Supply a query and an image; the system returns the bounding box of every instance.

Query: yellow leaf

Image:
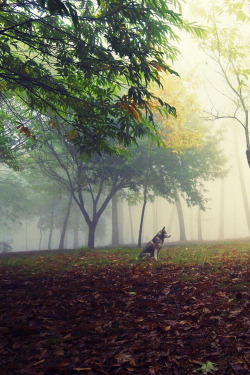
[151,62,163,72]
[130,106,141,122]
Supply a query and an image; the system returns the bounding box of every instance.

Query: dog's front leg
[154,249,158,260]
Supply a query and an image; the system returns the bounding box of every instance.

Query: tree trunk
[198,206,202,241]
[118,200,124,244]
[25,221,28,251]
[128,205,135,244]
[219,178,225,240]
[48,197,55,250]
[59,193,73,250]
[189,208,194,240]
[112,194,119,246]
[175,194,186,241]
[39,229,43,250]
[138,192,147,247]
[245,110,249,149]
[73,208,80,249]
[138,143,151,247]
[167,204,175,233]
[234,134,250,232]
[88,221,97,248]
[64,231,68,249]
[154,197,158,233]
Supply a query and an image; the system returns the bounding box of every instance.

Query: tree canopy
[0,0,204,156]
[192,0,249,151]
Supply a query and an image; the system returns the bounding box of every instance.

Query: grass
[0,240,249,276]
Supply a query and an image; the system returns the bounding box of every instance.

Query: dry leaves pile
[0,259,249,374]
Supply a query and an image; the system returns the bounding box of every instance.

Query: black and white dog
[138,227,171,260]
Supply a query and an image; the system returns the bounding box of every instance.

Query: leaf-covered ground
[0,242,249,374]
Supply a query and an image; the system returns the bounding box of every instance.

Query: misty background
[1,0,249,252]
[4,125,250,252]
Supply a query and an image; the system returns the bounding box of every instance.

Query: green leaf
[193,361,217,374]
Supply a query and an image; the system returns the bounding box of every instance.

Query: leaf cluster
[0,0,204,155]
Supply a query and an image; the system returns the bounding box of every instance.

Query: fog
[2,120,250,252]
[1,0,250,252]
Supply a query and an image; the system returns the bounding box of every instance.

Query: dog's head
[162,227,171,239]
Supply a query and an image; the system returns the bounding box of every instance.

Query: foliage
[0,168,33,229]
[152,73,204,153]
[26,104,227,247]
[126,118,227,210]
[0,241,249,374]
[29,118,146,247]
[194,361,217,374]
[0,0,204,156]
[0,98,28,169]
[192,0,250,148]
[126,73,227,244]
[222,0,250,23]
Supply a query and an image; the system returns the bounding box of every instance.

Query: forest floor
[0,242,249,375]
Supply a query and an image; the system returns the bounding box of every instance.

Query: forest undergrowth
[0,242,249,374]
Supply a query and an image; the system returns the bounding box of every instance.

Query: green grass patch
[0,241,249,277]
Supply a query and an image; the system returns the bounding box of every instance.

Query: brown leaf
[33,359,46,366]
[73,368,92,372]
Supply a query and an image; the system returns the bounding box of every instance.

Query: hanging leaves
[16,123,36,140]
[0,0,204,156]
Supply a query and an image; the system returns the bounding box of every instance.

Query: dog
[138,227,171,260]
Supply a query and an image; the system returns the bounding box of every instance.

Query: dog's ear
[162,226,165,230]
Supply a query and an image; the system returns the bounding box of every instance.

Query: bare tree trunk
[234,134,250,232]
[48,197,55,250]
[64,231,68,249]
[189,208,194,240]
[25,221,28,251]
[167,204,175,233]
[175,194,186,241]
[154,197,159,233]
[138,143,151,248]
[231,173,237,238]
[39,229,43,250]
[73,208,80,249]
[88,221,97,248]
[219,178,225,240]
[118,200,124,244]
[59,193,73,250]
[128,205,135,244]
[138,199,147,247]
[198,206,202,241]
[112,194,119,246]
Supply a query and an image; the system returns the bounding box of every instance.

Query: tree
[58,192,73,250]
[0,98,33,169]
[135,73,206,245]
[126,118,228,244]
[23,172,63,249]
[0,0,204,156]
[234,131,250,232]
[192,1,250,162]
[111,194,119,246]
[0,168,33,232]
[175,193,186,241]
[153,73,204,153]
[30,119,143,248]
